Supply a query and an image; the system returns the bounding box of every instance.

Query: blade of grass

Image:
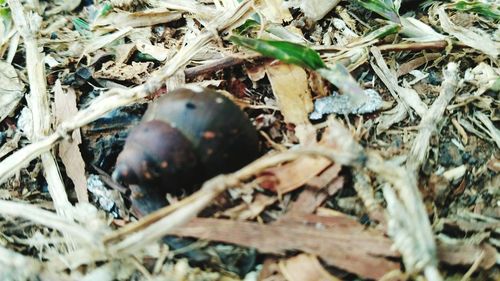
[356,0,400,23]
[230,35,326,70]
[454,1,500,20]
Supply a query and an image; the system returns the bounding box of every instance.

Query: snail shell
[113,87,260,204]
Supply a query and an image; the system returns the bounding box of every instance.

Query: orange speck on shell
[202,131,216,139]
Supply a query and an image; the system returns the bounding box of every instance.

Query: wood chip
[53,80,88,203]
[169,216,400,279]
[279,254,341,281]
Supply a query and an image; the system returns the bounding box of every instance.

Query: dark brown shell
[143,87,260,179]
[113,87,260,199]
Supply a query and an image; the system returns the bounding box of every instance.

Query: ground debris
[0,0,499,280]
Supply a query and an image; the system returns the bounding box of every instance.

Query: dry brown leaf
[259,258,287,281]
[53,80,88,203]
[94,61,152,84]
[266,63,313,128]
[396,53,441,77]
[169,216,400,279]
[257,119,361,194]
[222,193,277,220]
[306,164,342,189]
[437,7,499,58]
[258,0,293,23]
[0,61,24,123]
[279,254,341,281]
[247,64,267,82]
[93,9,182,29]
[437,242,497,269]
[279,177,343,221]
[257,157,331,194]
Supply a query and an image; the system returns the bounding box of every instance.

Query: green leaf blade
[230,36,326,70]
[356,0,400,23]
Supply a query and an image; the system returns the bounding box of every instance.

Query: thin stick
[0,200,99,246]
[106,152,304,252]
[7,0,74,245]
[377,40,450,52]
[407,63,460,171]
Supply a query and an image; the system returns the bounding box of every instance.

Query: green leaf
[356,0,400,23]
[73,17,90,31]
[100,3,112,17]
[454,1,500,20]
[230,36,326,70]
[0,7,9,19]
[73,18,92,38]
[362,23,400,42]
[233,19,260,35]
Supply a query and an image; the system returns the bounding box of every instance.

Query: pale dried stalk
[0,200,98,246]
[108,152,303,253]
[407,63,459,171]
[0,0,255,185]
[370,46,428,117]
[353,172,386,224]
[0,246,42,280]
[382,186,442,281]
[7,0,73,225]
[472,111,500,148]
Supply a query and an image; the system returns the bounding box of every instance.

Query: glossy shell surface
[143,87,260,179]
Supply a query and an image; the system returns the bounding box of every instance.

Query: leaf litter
[0,0,499,280]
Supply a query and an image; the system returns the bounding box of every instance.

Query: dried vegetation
[0,0,498,280]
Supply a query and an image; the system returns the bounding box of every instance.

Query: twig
[0,246,43,280]
[0,200,99,246]
[460,250,485,281]
[7,0,75,246]
[107,152,305,253]
[371,46,428,117]
[377,40,468,52]
[185,56,245,78]
[407,63,460,171]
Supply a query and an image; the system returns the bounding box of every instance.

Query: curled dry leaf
[93,9,182,29]
[437,6,499,58]
[257,0,293,23]
[94,61,153,84]
[265,62,313,141]
[288,0,341,21]
[0,61,24,123]
[279,254,341,281]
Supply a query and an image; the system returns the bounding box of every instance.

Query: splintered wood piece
[169,217,400,279]
[279,254,341,281]
[258,157,332,194]
[54,81,88,203]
